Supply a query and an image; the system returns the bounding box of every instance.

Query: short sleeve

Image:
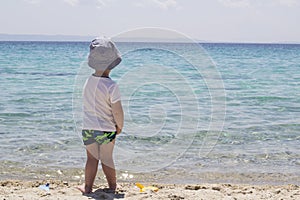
[110,84,121,104]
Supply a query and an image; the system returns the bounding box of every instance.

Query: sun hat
[88,37,122,71]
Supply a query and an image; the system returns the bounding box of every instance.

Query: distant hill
[1,33,299,44]
[0,33,202,43]
[0,34,95,41]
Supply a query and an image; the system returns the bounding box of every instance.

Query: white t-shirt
[82,75,121,131]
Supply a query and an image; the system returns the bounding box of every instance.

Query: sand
[1,164,299,199]
[1,179,300,200]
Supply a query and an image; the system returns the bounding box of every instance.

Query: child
[77,37,124,194]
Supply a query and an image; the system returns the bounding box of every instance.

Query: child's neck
[93,70,110,78]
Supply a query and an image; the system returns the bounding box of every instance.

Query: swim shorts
[82,130,116,145]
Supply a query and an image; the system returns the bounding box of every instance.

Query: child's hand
[116,126,122,135]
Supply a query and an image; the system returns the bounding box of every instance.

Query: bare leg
[77,143,99,194]
[84,148,99,192]
[102,163,116,190]
[100,140,116,190]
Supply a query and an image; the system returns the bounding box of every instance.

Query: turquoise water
[0,41,299,182]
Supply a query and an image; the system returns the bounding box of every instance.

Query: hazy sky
[1,0,300,42]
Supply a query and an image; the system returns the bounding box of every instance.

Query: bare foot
[76,185,92,194]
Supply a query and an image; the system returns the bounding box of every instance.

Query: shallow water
[0,41,299,183]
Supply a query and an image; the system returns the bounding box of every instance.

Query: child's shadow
[84,188,125,200]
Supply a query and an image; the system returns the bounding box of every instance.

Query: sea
[0,41,299,184]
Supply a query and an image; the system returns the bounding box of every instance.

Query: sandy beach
[1,163,300,199]
[1,179,300,200]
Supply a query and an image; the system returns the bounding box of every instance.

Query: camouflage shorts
[82,130,116,145]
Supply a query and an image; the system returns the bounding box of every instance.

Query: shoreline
[1,162,299,186]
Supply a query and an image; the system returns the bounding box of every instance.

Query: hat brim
[107,57,122,70]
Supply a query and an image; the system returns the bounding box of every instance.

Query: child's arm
[112,101,124,134]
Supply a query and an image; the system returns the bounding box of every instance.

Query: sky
[0,0,300,42]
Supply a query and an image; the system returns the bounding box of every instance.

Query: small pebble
[212,186,221,191]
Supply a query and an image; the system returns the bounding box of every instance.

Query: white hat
[88,37,122,71]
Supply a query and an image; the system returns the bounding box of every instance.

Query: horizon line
[0,33,299,44]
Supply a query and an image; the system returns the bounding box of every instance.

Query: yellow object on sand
[135,183,159,192]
